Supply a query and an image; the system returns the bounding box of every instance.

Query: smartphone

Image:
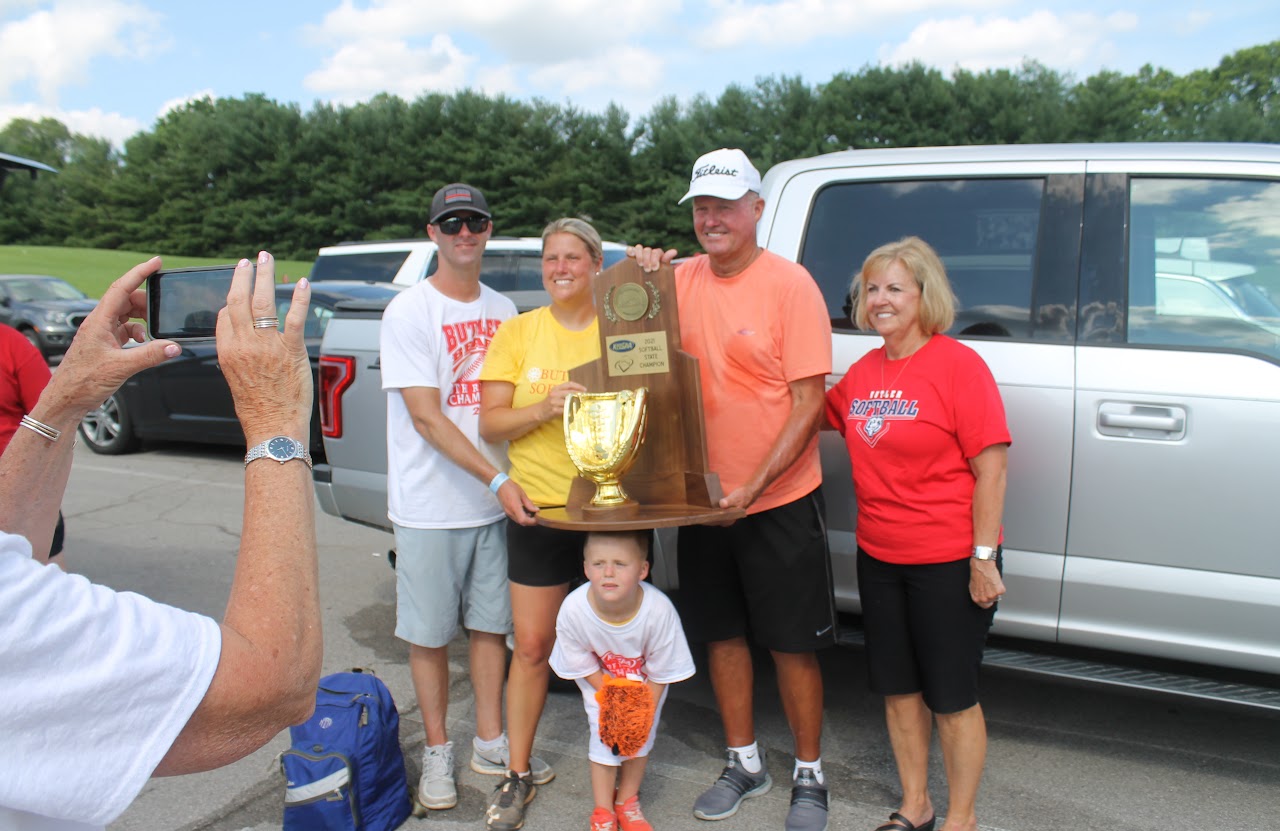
[146,264,245,340]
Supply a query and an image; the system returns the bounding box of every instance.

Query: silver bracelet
[20,414,62,442]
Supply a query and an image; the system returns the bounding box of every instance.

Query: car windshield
[6,278,86,302]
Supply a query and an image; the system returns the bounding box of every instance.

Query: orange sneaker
[590,806,618,831]
[614,795,653,831]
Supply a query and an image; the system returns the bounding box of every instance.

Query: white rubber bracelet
[489,472,510,494]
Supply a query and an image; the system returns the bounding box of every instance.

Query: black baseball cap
[429,183,491,224]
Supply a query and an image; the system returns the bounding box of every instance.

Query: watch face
[267,436,295,460]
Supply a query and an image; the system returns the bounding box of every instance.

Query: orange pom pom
[595,677,656,757]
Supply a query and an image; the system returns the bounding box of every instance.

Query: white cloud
[0,100,143,146]
[474,65,522,98]
[308,0,678,61]
[529,46,666,96]
[302,0,680,106]
[697,0,1006,49]
[303,34,475,102]
[1175,10,1212,36]
[157,89,215,119]
[880,10,1139,72]
[0,0,162,104]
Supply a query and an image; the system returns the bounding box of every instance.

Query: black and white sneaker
[692,749,772,821]
[785,768,829,831]
[485,771,535,830]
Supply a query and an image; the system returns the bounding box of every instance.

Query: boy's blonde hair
[585,530,651,559]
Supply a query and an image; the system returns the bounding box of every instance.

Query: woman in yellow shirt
[478,217,603,830]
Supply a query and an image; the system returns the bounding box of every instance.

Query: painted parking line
[72,463,242,489]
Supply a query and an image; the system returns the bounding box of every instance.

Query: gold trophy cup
[563,388,649,508]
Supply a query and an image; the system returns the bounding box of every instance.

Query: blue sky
[1,0,1276,148]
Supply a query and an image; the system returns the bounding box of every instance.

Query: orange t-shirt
[675,251,832,514]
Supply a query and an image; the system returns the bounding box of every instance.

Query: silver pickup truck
[315,143,1280,708]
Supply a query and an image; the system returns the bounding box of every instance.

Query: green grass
[0,245,314,298]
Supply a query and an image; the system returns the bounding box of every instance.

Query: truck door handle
[1097,404,1186,438]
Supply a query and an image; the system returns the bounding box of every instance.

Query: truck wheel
[79,392,141,454]
[19,327,46,360]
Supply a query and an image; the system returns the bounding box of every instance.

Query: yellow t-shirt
[480,306,600,506]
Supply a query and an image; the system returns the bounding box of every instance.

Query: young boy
[550,531,695,831]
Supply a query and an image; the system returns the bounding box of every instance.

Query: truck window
[1128,178,1280,361]
[309,251,410,283]
[800,178,1044,338]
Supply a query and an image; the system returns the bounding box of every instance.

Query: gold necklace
[880,337,926,390]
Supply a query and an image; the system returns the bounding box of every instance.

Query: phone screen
[146,264,243,340]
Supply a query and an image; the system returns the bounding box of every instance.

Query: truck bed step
[835,628,1280,711]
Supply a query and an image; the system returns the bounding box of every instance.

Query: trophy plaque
[537,258,744,531]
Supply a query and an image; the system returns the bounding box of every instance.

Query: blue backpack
[281,669,412,831]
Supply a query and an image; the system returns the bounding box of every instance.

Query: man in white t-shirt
[380,183,545,816]
[0,253,321,830]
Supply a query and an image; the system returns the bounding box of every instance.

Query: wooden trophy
[536,259,745,531]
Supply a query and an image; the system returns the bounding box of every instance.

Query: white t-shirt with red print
[551,581,695,763]
[381,279,515,529]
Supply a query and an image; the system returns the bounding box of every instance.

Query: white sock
[474,733,506,754]
[729,742,762,774]
[794,757,824,785]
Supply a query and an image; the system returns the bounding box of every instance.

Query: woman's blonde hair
[542,217,603,266]
[851,236,956,334]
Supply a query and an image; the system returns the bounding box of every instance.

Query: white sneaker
[418,741,457,810]
[470,735,555,785]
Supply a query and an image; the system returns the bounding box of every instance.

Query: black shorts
[49,511,65,559]
[506,519,587,587]
[856,547,1000,714]
[677,489,836,653]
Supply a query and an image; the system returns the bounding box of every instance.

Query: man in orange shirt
[629,148,835,831]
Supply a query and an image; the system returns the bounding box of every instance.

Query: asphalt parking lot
[60,443,1280,831]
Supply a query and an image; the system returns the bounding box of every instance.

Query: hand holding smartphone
[147,263,249,340]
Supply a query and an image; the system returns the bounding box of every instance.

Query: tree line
[2,40,1277,261]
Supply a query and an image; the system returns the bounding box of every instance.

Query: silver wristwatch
[972,545,997,561]
[245,436,313,469]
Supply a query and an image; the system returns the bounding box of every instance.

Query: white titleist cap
[679,147,762,204]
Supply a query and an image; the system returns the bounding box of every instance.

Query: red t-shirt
[0,326,51,452]
[825,335,1010,564]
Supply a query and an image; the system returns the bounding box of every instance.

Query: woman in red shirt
[0,325,64,563]
[825,237,1009,831]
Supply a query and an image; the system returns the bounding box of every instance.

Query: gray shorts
[393,521,512,648]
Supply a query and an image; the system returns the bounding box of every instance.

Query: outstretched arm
[0,257,180,562]
[156,253,322,774]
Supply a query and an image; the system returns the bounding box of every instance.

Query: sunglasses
[436,215,491,235]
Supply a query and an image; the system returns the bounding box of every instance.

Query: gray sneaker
[471,736,555,785]
[692,749,772,821]
[485,770,535,831]
[785,769,829,831]
[417,741,456,810]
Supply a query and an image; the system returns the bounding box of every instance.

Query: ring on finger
[252,317,280,329]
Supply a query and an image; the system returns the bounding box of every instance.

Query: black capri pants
[505,520,656,588]
[857,546,999,714]
[506,519,587,587]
